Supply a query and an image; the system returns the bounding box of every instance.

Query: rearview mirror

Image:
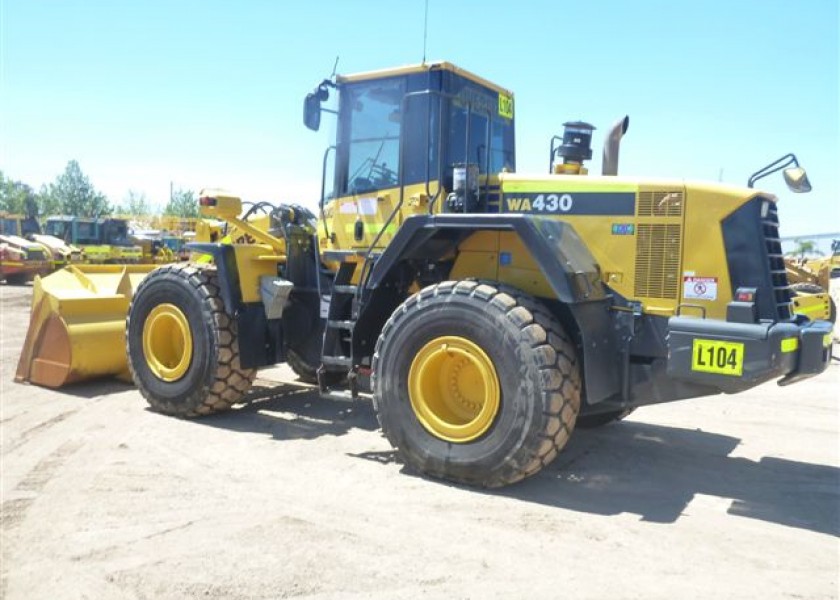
[747,152,811,192]
[783,166,812,193]
[303,93,322,131]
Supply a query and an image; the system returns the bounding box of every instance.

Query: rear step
[321,355,352,367]
[332,284,358,294]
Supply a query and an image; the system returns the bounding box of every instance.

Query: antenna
[330,56,339,79]
[422,0,429,64]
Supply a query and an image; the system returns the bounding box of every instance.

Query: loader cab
[306,62,516,250]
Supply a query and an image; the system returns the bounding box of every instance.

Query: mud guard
[353,214,622,404]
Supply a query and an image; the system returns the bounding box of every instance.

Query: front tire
[372,281,581,488]
[127,264,256,417]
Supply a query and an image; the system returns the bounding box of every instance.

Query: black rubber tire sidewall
[374,292,554,486]
[127,269,217,412]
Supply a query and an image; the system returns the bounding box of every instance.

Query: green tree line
[0,161,198,218]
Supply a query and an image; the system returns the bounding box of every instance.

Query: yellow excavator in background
[16,61,833,488]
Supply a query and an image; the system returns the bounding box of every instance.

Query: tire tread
[372,280,581,487]
[127,263,256,417]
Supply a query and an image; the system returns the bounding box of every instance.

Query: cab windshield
[333,68,515,198]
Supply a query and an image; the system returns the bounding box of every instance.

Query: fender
[353,214,622,403]
[184,242,284,369]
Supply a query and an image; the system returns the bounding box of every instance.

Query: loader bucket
[15,264,158,388]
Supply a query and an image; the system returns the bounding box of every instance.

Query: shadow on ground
[358,419,839,537]
[497,421,839,537]
[195,380,839,537]
[18,378,135,399]
[194,381,379,440]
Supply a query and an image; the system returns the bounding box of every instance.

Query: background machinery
[0,233,51,284]
[44,216,143,263]
[17,61,833,488]
[1,212,83,271]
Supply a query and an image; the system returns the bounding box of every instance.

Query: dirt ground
[1,282,838,600]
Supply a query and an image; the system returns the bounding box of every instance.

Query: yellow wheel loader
[1,212,84,270]
[17,61,833,488]
[783,241,839,324]
[44,216,143,263]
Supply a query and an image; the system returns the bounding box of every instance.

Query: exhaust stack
[602,115,629,176]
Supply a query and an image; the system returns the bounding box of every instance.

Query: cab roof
[336,61,513,97]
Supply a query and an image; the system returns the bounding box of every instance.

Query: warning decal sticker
[683,276,718,301]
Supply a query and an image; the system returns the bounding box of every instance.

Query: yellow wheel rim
[408,336,500,443]
[142,303,193,382]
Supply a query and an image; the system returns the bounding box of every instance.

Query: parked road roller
[16,61,833,487]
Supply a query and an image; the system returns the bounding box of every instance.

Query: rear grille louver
[761,203,793,320]
[637,191,684,217]
[634,223,681,299]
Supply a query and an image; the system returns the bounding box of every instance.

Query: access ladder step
[322,355,353,367]
[332,284,358,294]
[327,320,355,330]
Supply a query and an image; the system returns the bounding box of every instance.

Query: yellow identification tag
[691,339,744,376]
[498,93,514,119]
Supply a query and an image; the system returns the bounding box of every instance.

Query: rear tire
[372,281,581,488]
[286,348,345,386]
[127,263,256,417]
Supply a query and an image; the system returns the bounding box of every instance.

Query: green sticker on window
[498,93,513,119]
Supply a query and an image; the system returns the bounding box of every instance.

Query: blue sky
[2,0,837,243]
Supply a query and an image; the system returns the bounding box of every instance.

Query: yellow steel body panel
[791,292,832,321]
[681,185,765,320]
[414,174,774,320]
[450,231,553,299]
[319,181,439,252]
[199,190,243,219]
[494,175,686,313]
[232,243,284,303]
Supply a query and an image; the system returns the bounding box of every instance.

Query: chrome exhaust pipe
[601,115,629,176]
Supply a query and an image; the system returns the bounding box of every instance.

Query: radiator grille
[637,191,684,217]
[762,203,793,320]
[634,224,681,299]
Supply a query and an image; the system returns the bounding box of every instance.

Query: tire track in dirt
[3,409,81,453]
[1,439,84,597]
[2,439,84,527]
